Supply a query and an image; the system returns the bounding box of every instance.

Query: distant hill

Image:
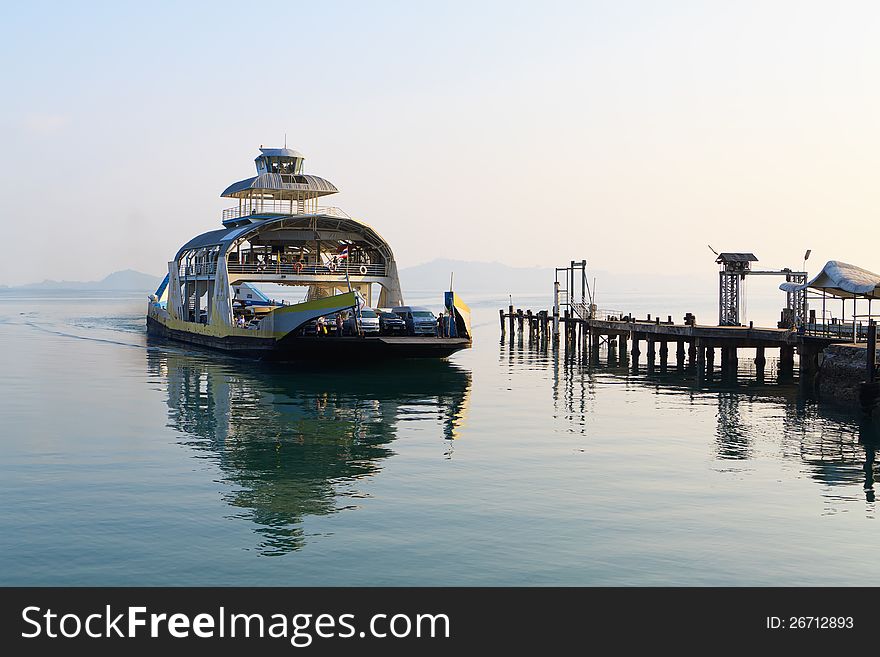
[8,269,162,291]
[399,259,552,294]
[399,258,710,297]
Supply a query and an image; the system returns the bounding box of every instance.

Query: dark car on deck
[377,310,407,335]
[295,319,318,336]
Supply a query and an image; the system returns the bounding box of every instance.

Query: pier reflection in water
[499,333,880,509]
[147,346,471,555]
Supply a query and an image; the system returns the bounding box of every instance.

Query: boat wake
[23,318,150,350]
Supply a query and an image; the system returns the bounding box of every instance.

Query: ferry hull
[146,314,470,360]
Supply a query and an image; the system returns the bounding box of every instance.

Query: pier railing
[803,321,873,342]
[568,302,625,321]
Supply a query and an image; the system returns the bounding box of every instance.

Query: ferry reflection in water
[147,346,471,555]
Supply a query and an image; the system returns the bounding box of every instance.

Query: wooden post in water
[706,346,715,373]
[647,337,656,373]
[726,346,738,372]
[606,334,617,364]
[779,345,795,373]
[676,341,685,371]
[619,333,628,361]
[659,340,669,371]
[755,346,766,377]
[696,339,705,374]
[508,304,515,336]
[526,310,533,342]
[688,341,697,369]
[755,346,766,367]
[631,332,641,364]
[720,347,736,374]
[798,342,819,386]
[499,309,506,335]
[517,309,524,336]
[868,321,877,383]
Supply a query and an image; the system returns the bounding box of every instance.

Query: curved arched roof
[258,147,304,159]
[221,173,338,199]
[780,260,880,299]
[175,214,394,261]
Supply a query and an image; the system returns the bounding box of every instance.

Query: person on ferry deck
[335,313,344,336]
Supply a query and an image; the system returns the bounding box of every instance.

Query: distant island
[1,269,164,291]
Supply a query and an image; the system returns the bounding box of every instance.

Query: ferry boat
[147,146,471,359]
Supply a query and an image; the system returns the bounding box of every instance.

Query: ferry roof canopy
[221,146,338,201]
[258,147,305,159]
[779,260,880,299]
[175,214,393,261]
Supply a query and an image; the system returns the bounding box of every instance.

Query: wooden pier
[499,307,850,382]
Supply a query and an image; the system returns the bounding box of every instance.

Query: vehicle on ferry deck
[343,308,380,335]
[377,310,407,335]
[393,306,438,336]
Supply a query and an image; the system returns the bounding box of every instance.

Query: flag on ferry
[338,246,349,259]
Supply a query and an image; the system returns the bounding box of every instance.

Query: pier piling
[798,342,820,386]
[780,345,795,373]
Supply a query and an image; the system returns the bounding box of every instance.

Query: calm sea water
[1,289,878,586]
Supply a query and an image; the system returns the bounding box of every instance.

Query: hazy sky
[1,1,878,286]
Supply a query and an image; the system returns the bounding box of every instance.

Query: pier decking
[499,306,867,383]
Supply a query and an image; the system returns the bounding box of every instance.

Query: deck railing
[222,204,352,222]
[227,262,387,277]
[179,262,218,277]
